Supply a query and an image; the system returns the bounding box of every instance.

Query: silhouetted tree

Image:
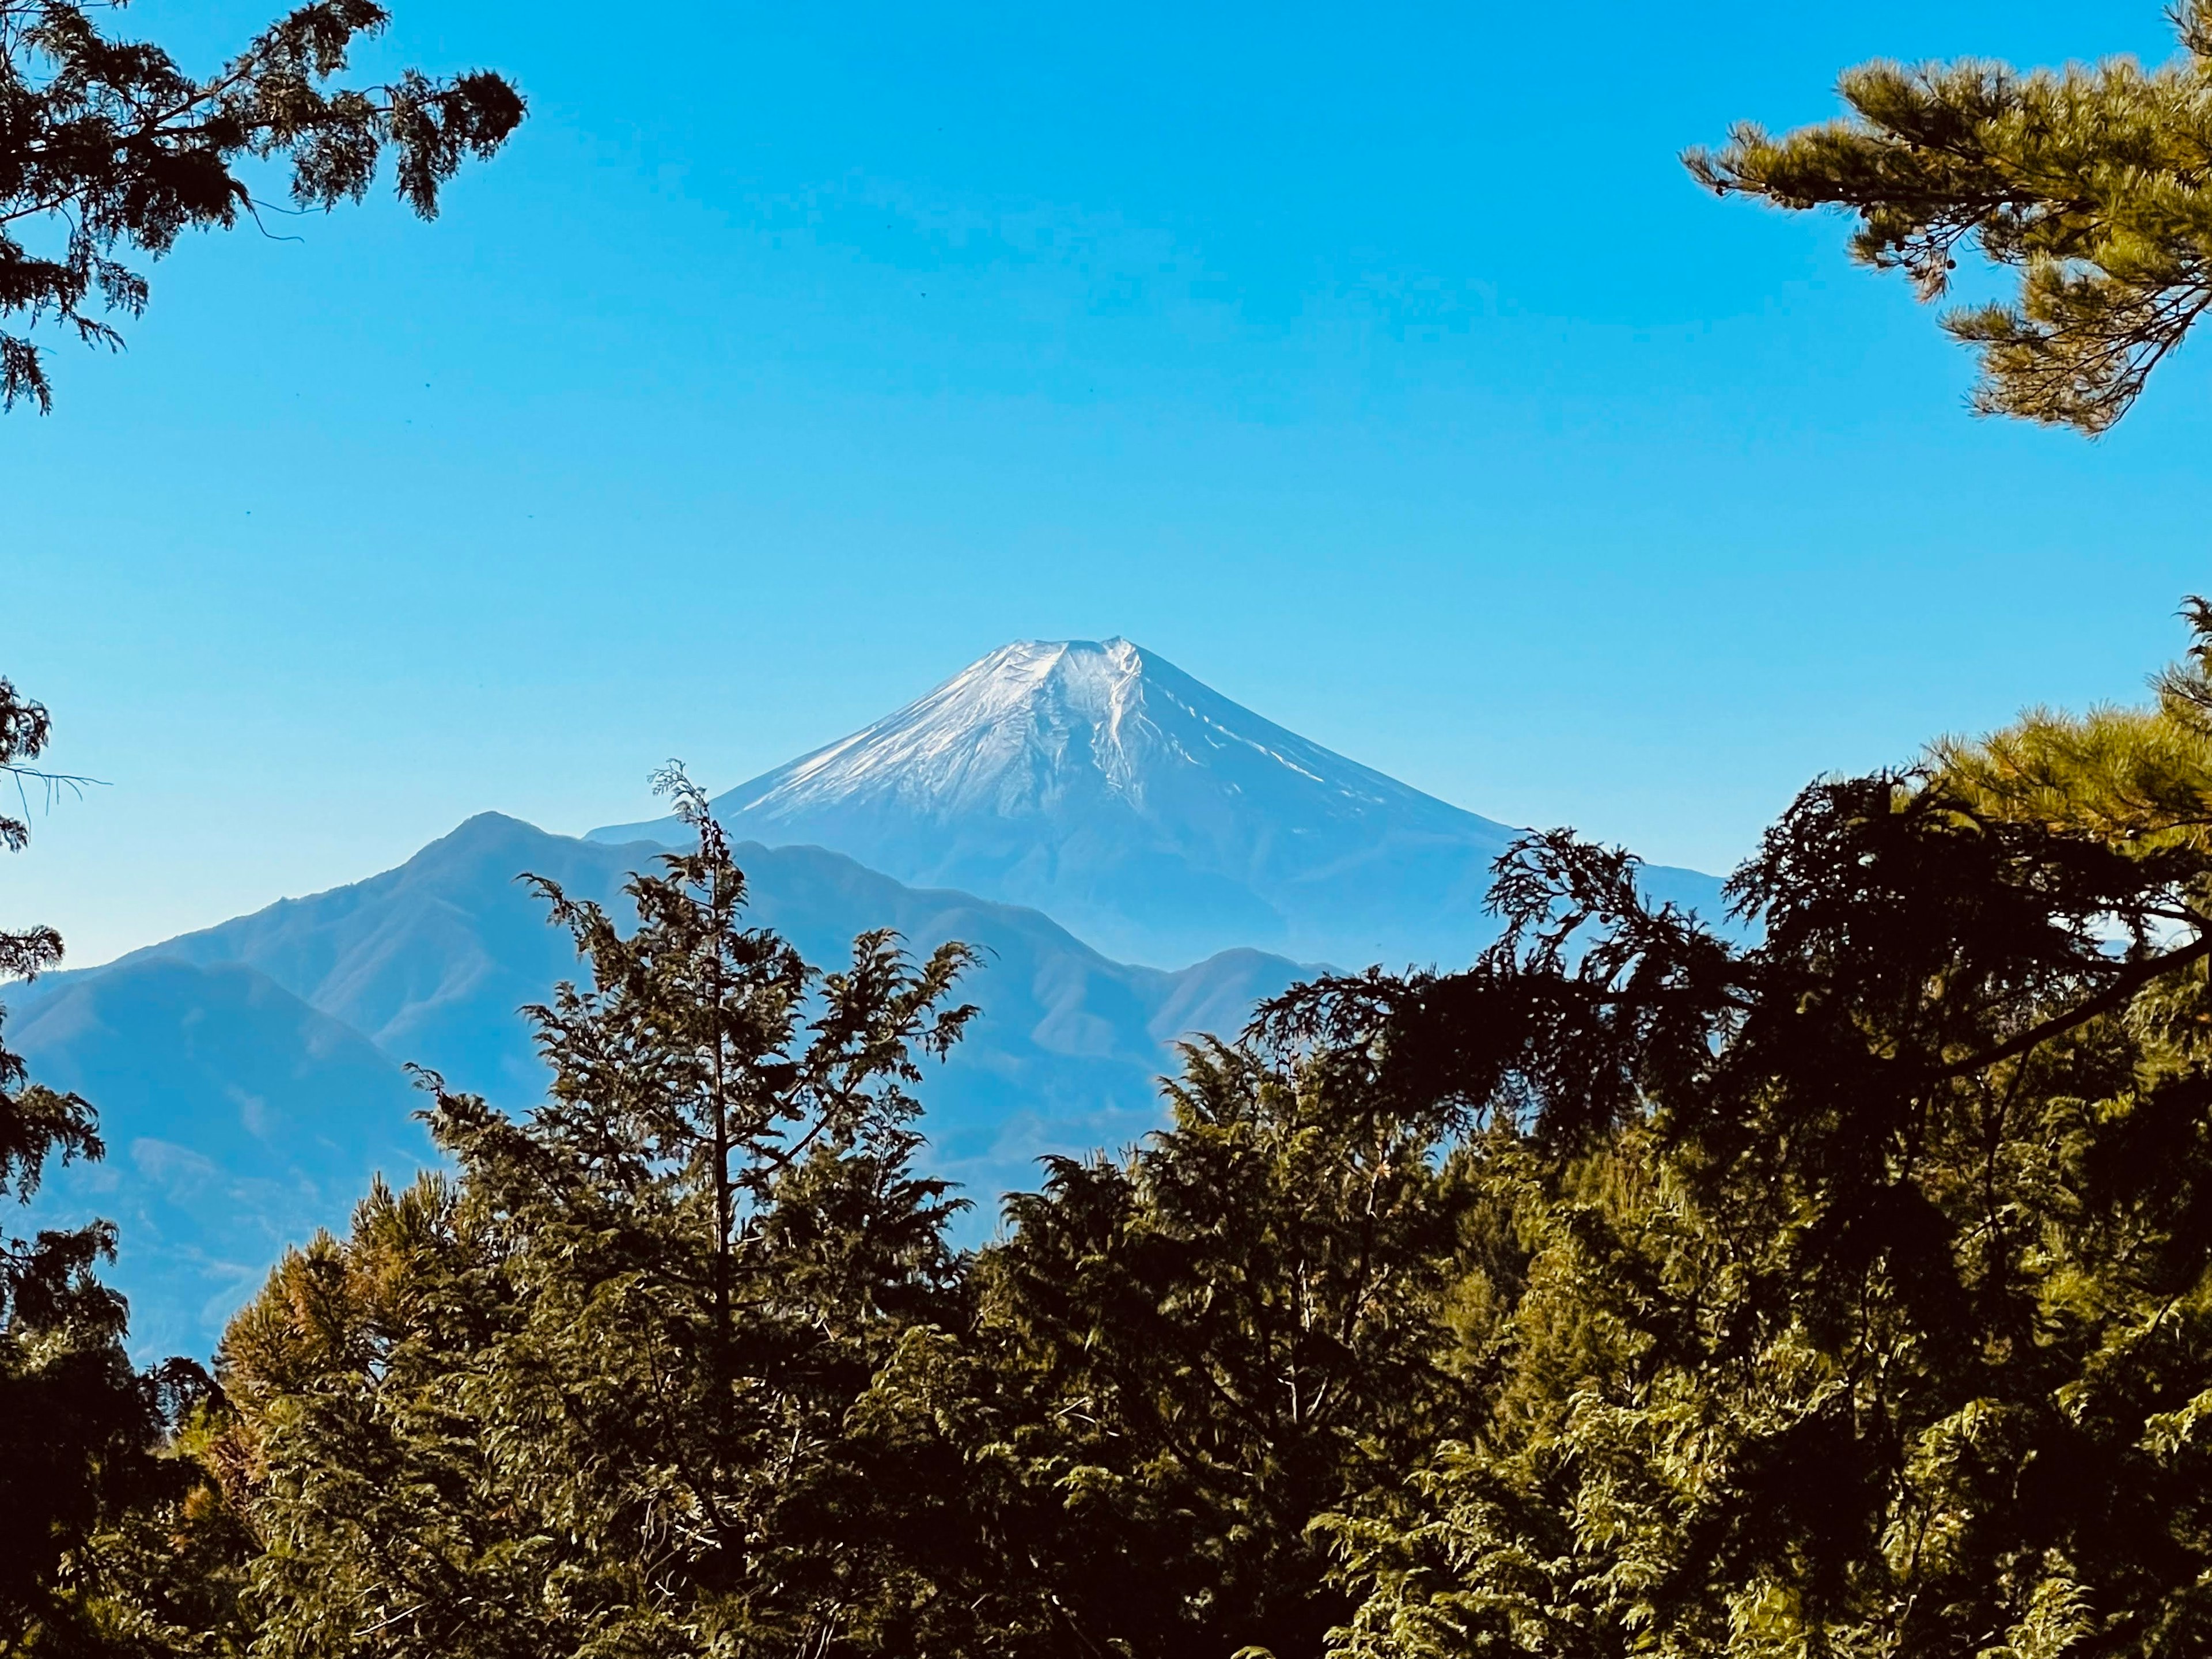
[1,0,524,411]
[965,1035,1499,1658]
[0,680,215,1653]
[1308,607,2212,1656]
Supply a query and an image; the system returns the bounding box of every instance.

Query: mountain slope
[8,959,427,1359]
[10,815,1308,1351]
[123,813,1305,1145]
[592,638,1723,967]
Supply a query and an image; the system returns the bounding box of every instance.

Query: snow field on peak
[589,636,1580,969]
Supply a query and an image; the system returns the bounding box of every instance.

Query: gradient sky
[7,0,2209,967]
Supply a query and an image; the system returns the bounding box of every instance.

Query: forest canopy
[9,604,2212,1656]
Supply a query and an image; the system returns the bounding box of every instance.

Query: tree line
[11,1,2212,1653]
[14,622,2212,1655]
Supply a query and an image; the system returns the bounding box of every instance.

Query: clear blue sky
[8,0,2208,966]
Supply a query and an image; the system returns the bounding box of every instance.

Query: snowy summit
[686,637,1467,828]
[592,637,1713,968]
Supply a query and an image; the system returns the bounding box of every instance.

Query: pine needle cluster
[1690,2,2212,432]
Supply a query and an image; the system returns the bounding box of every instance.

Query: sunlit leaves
[1690,3,2212,433]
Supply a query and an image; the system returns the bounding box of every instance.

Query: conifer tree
[966,1035,1502,1658]
[1304,609,2212,1656]
[220,771,982,1657]
[1,679,213,1654]
[1691,1,2212,431]
[0,0,524,412]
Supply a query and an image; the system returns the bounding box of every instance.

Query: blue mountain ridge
[8,813,1310,1355]
[7,637,1733,1360]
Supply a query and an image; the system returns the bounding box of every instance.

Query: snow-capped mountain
[592,638,1722,968]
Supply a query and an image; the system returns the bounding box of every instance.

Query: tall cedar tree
[207,941,1520,1659]
[0,0,523,411]
[1691,0,2212,432]
[1,680,213,1655]
[1303,607,2212,1656]
[217,772,982,1657]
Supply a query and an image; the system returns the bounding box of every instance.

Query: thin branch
[2,762,108,821]
[1930,930,2212,1082]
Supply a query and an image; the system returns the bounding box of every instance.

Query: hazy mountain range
[11,815,1304,1354]
[8,638,1727,1355]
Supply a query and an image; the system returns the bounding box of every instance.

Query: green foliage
[1932,594,2212,852]
[968,1036,1503,1657]
[1298,609,2212,1655]
[0,0,524,412]
[1,679,217,1657]
[215,773,983,1657]
[1689,2,2212,432]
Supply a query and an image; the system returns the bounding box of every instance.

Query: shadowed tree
[1,0,524,412]
[1,680,217,1654]
[1306,604,2212,1657]
[955,1032,1505,1659]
